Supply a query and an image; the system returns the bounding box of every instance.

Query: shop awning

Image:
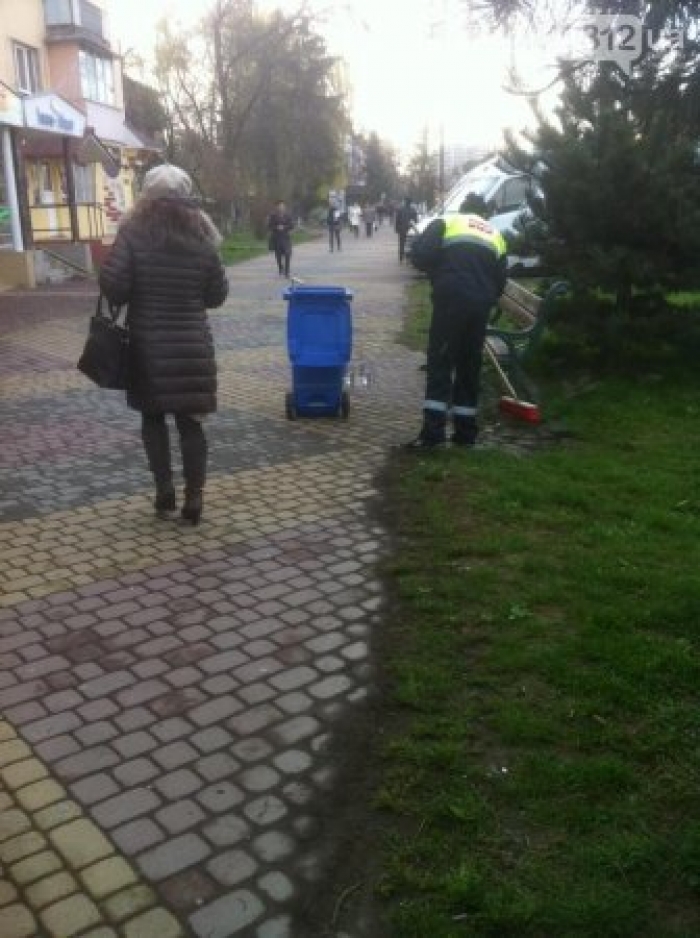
[75,130,121,177]
[23,93,86,137]
[84,101,159,152]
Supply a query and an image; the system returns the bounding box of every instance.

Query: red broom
[484,341,541,424]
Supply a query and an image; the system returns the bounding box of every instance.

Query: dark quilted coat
[98,219,228,415]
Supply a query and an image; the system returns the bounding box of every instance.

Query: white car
[406,157,541,273]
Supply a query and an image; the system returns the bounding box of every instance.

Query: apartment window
[44,0,73,25]
[14,43,41,94]
[79,50,115,105]
[79,0,103,37]
[44,0,104,36]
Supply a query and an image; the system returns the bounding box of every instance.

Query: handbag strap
[96,292,126,325]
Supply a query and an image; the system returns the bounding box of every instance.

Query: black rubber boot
[181,490,202,525]
[452,415,478,447]
[154,485,177,516]
[402,409,448,450]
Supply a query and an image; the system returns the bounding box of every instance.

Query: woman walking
[99,164,228,525]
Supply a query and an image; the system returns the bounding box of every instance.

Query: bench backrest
[499,279,541,326]
[488,280,570,364]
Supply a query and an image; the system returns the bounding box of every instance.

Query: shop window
[73,163,96,203]
[0,157,12,249]
[79,50,115,105]
[13,43,41,94]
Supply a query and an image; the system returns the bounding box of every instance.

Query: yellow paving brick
[2,758,49,790]
[0,740,32,769]
[5,575,46,591]
[80,930,119,938]
[0,880,18,906]
[15,779,65,813]
[0,831,46,864]
[0,903,38,938]
[0,723,17,742]
[27,585,55,599]
[0,809,31,844]
[40,893,101,936]
[124,908,185,938]
[0,792,13,811]
[0,592,30,606]
[10,848,63,885]
[104,884,157,923]
[49,819,114,869]
[34,800,82,832]
[80,856,137,900]
[25,870,78,909]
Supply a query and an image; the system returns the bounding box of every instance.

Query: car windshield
[435,175,502,215]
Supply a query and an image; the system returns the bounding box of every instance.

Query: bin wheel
[285,392,297,420]
[339,390,350,420]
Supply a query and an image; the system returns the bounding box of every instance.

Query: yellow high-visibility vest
[443,214,507,258]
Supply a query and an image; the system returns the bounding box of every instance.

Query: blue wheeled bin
[283,285,353,419]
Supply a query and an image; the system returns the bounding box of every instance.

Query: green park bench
[486,279,570,374]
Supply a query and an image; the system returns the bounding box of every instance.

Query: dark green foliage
[404,134,438,207]
[360,132,401,204]
[531,290,700,374]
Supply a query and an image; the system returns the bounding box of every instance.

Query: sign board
[23,93,85,137]
[0,82,23,127]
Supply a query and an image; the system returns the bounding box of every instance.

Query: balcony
[44,0,111,54]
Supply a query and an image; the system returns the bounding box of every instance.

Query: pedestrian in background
[404,194,507,448]
[327,203,342,251]
[267,199,294,277]
[348,202,362,238]
[362,203,376,237]
[395,196,418,263]
[99,164,228,524]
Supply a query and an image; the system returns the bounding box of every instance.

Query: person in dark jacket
[267,199,294,277]
[395,197,418,263]
[99,164,229,524]
[327,203,342,252]
[405,195,507,448]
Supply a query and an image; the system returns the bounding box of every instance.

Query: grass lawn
[373,280,700,936]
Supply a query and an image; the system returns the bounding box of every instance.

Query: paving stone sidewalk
[0,226,424,938]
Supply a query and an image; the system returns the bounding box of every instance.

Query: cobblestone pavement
[0,226,424,937]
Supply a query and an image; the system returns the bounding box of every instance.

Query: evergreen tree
[405,132,438,208]
[361,133,400,203]
[507,65,700,312]
[499,0,700,313]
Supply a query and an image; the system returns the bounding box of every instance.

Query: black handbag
[77,294,129,390]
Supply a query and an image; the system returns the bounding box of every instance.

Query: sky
[107,0,550,159]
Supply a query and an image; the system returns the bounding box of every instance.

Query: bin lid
[283,285,353,300]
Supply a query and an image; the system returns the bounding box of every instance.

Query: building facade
[0,0,160,287]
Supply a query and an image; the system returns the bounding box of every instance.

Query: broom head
[499,395,542,424]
